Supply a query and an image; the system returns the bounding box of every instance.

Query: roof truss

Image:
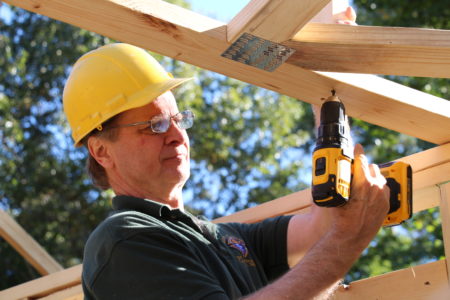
[227,0,331,43]
[1,0,450,298]
[4,0,450,145]
[287,23,450,78]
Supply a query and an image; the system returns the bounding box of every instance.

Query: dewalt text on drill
[311,91,413,226]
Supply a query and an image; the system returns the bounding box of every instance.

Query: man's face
[102,91,190,205]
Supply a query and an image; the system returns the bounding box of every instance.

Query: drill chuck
[315,100,351,150]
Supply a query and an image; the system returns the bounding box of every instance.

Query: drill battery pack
[312,152,413,226]
[379,161,413,226]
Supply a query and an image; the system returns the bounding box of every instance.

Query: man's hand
[327,144,390,251]
[248,144,389,300]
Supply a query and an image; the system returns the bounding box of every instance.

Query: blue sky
[1,1,251,24]
[188,0,250,22]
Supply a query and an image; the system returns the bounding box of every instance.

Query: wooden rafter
[227,0,331,43]
[1,260,447,300]
[0,264,81,299]
[3,0,450,145]
[334,260,450,299]
[440,183,450,286]
[214,143,450,223]
[0,210,63,276]
[284,23,450,78]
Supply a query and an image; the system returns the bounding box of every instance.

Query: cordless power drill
[311,91,413,226]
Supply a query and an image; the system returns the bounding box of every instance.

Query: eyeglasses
[105,110,194,134]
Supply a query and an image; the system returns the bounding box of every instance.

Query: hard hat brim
[74,76,193,147]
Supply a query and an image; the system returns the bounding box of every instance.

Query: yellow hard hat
[63,43,192,147]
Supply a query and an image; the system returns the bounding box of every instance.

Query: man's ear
[87,136,114,169]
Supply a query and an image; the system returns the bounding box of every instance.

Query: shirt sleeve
[231,215,293,282]
[87,230,230,300]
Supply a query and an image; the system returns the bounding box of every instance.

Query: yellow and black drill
[312,91,413,226]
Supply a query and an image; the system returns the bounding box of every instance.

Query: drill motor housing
[312,93,413,226]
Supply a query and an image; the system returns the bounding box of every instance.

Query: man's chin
[164,166,190,184]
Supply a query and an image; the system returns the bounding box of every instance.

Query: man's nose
[165,119,188,145]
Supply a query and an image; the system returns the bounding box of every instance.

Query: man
[63,40,389,298]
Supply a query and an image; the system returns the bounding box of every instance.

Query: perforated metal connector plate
[221,33,295,72]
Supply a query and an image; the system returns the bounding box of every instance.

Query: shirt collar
[112,195,172,218]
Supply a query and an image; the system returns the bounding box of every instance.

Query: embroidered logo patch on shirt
[225,236,248,258]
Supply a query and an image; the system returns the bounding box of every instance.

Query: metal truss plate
[221,33,295,72]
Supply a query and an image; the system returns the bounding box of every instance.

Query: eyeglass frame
[98,109,195,134]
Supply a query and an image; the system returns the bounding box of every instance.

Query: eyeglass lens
[151,110,194,133]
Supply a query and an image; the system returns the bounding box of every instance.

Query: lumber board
[215,144,450,223]
[317,71,450,145]
[0,265,81,300]
[440,183,450,285]
[4,0,450,145]
[0,210,63,276]
[399,143,450,172]
[413,185,441,213]
[333,260,450,300]
[399,142,450,190]
[227,0,330,43]
[284,23,450,78]
[414,162,450,190]
[214,184,442,224]
[39,284,83,300]
[214,188,311,223]
[8,263,449,300]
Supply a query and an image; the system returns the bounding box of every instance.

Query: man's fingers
[354,143,364,156]
[334,6,357,25]
[352,144,371,189]
[345,6,357,22]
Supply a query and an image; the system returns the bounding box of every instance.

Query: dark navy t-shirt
[82,195,292,299]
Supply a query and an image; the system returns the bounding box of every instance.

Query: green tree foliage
[0,0,448,290]
[346,0,449,281]
[0,7,113,288]
[0,1,314,288]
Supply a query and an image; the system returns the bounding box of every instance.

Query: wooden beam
[399,143,450,172]
[227,0,331,43]
[214,188,311,223]
[214,183,444,224]
[399,142,450,191]
[215,144,450,223]
[0,265,81,299]
[413,186,441,213]
[39,284,83,300]
[333,260,450,299]
[3,0,450,145]
[440,183,450,286]
[10,262,449,300]
[317,71,450,145]
[0,210,63,276]
[414,162,450,190]
[284,23,450,78]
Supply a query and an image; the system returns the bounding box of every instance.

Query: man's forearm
[246,230,361,300]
